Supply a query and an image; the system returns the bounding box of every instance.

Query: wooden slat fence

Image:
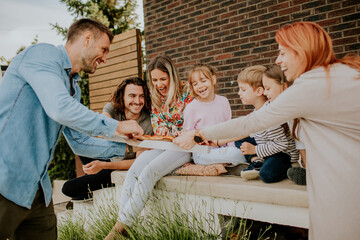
[89,29,143,112]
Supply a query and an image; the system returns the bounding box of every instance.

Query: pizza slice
[138,135,175,142]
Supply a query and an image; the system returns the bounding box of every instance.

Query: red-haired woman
[175,22,360,240]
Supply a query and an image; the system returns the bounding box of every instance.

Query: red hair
[275,22,360,79]
[276,22,360,139]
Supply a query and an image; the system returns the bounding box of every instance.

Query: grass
[58,189,276,240]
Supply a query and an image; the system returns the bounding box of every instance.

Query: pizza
[138,135,175,142]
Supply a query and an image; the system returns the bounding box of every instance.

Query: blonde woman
[106,55,193,238]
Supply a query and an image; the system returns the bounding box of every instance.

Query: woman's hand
[83,160,106,175]
[173,130,197,150]
[158,126,170,136]
[240,142,256,155]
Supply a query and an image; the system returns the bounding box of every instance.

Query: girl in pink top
[183,64,245,166]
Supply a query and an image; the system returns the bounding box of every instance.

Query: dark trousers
[235,136,257,162]
[62,156,113,200]
[235,137,291,183]
[0,189,57,240]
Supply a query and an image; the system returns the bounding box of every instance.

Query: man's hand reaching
[115,120,144,139]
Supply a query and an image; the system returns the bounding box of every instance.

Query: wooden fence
[89,29,143,113]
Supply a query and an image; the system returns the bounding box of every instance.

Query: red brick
[317,18,341,27]
[144,0,360,117]
[268,2,289,11]
[216,53,232,60]
[167,2,180,9]
[259,25,279,34]
[332,37,358,46]
[279,6,301,15]
[250,33,269,42]
[197,13,211,21]
[221,11,237,19]
[242,55,259,61]
[206,50,222,56]
[344,29,360,37]
[328,7,355,18]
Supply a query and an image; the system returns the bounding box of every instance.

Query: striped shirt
[251,102,299,162]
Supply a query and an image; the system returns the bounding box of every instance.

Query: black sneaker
[287,167,306,185]
[241,159,263,180]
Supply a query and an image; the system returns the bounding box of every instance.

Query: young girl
[105,55,193,239]
[263,66,306,185]
[183,64,245,166]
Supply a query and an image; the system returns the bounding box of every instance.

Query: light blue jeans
[117,149,191,225]
[192,147,246,166]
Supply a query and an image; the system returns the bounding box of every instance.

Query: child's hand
[240,142,256,155]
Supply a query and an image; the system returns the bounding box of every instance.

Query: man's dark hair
[110,77,151,113]
[67,18,114,43]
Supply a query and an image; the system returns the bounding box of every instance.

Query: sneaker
[65,200,73,210]
[241,159,263,180]
[225,163,249,176]
[287,167,306,185]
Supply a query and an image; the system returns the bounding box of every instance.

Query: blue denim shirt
[0,44,126,209]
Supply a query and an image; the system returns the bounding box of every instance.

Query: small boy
[235,65,297,183]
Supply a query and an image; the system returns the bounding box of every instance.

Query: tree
[52,0,139,39]
[48,0,141,180]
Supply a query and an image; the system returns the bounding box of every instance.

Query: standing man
[62,77,153,202]
[0,18,143,240]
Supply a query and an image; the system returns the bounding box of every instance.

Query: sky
[0,0,144,64]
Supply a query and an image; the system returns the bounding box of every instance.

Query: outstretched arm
[63,127,127,159]
[82,159,135,175]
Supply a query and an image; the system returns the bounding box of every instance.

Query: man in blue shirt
[0,18,144,240]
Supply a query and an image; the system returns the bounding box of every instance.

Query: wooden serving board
[106,135,211,154]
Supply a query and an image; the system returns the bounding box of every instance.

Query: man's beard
[81,57,96,74]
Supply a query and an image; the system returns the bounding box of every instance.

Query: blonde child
[182,64,245,166]
[234,65,299,182]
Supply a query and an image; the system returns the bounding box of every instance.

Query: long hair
[147,55,183,111]
[109,77,151,113]
[275,21,360,80]
[275,21,360,138]
[187,63,217,97]
[264,65,290,135]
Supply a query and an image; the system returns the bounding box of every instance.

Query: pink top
[183,95,234,146]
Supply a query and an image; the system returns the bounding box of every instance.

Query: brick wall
[143,0,360,117]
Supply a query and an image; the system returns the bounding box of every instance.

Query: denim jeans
[235,136,257,162]
[235,137,291,183]
[62,156,113,200]
[118,149,191,226]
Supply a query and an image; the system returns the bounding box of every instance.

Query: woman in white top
[174,22,360,240]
